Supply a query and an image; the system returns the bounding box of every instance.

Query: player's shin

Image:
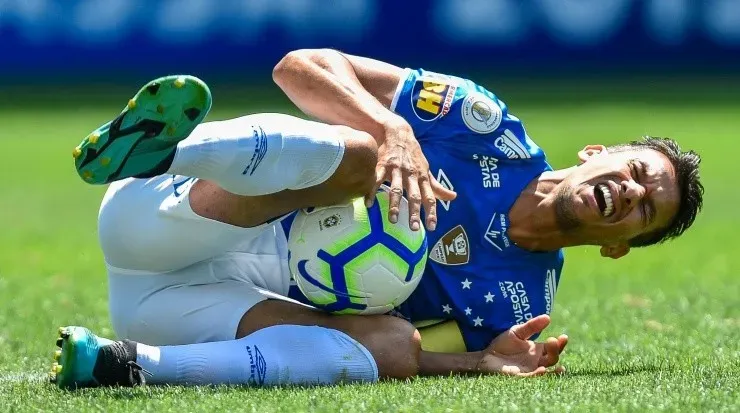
[135,325,378,386]
[167,114,349,196]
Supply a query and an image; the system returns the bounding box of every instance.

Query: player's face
[553,146,680,251]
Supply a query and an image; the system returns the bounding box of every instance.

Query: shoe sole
[73,75,212,185]
[50,326,85,390]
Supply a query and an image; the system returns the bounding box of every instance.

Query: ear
[578,144,608,164]
[600,243,630,260]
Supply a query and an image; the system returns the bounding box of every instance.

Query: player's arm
[417,315,567,377]
[273,49,456,232]
[273,49,403,140]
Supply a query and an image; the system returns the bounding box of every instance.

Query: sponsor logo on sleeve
[429,225,470,265]
[412,75,457,121]
[436,169,454,211]
[472,154,501,189]
[494,129,531,159]
[461,92,502,134]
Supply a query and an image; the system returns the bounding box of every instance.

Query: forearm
[418,350,484,377]
[272,49,405,143]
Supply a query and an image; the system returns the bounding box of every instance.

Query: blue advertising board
[1,0,740,79]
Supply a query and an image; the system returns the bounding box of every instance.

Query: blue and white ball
[288,189,428,314]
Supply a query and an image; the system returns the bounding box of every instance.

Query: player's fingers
[511,314,551,341]
[366,166,386,208]
[501,365,522,376]
[405,174,422,231]
[420,173,437,231]
[430,175,457,201]
[388,167,404,224]
[557,335,569,353]
[538,337,560,367]
[517,366,547,377]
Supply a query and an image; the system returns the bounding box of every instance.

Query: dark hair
[608,137,704,247]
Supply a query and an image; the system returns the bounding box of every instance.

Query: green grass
[1,79,739,412]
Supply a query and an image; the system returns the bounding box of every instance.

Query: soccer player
[51,49,703,389]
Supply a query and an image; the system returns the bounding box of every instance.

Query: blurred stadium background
[1,1,739,411]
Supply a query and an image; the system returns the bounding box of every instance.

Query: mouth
[594,183,615,218]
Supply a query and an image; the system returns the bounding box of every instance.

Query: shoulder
[394,69,549,161]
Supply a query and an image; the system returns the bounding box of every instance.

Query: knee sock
[134,325,378,386]
[167,114,345,196]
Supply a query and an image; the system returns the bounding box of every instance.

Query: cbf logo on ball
[412,74,457,121]
[461,92,503,134]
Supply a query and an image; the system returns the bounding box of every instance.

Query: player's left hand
[477,314,568,377]
[366,117,457,232]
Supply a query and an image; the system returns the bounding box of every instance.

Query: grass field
[0,77,739,412]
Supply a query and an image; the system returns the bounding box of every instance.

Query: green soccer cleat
[73,75,212,185]
[50,326,145,390]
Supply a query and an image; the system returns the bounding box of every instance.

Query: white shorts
[100,174,294,345]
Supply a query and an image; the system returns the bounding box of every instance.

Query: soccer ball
[288,189,428,315]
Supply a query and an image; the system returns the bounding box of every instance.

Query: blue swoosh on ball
[297,259,367,299]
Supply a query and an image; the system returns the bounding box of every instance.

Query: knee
[334,127,378,196]
[372,316,422,379]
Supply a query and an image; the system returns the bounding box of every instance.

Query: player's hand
[477,315,568,377]
[366,117,456,232]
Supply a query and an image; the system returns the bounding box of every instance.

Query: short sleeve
[390,69,522,151]
[390,68,470,138]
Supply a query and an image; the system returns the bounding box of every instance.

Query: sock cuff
[326,328,379,381]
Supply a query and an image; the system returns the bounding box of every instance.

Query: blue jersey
[286,68,564,352]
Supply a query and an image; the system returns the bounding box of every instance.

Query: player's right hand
[477,315,568,377]
[366,117,457,232]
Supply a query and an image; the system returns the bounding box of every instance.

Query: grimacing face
[553,146,680,252]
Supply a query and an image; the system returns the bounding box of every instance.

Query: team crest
[461,92,503,134]
[429,225,470,265]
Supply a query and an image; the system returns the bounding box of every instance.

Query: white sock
[135,325,378,386]
[167,113,345,196]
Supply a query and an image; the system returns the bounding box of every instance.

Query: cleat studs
[127,99,137,109]
[174,77,186,88]
[55,364,63,374]
[88,133,100,145]
[156,104,164,114]
[54,350,62,361]
[72,147,82,159]
[56,338,63,348]
[58,327,64,335]
[166,126,176,136]
[82,171,93,181]
[101,157,111,166]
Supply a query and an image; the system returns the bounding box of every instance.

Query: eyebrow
[640,161,657,227]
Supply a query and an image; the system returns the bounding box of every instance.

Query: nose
[621,179,646,206]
